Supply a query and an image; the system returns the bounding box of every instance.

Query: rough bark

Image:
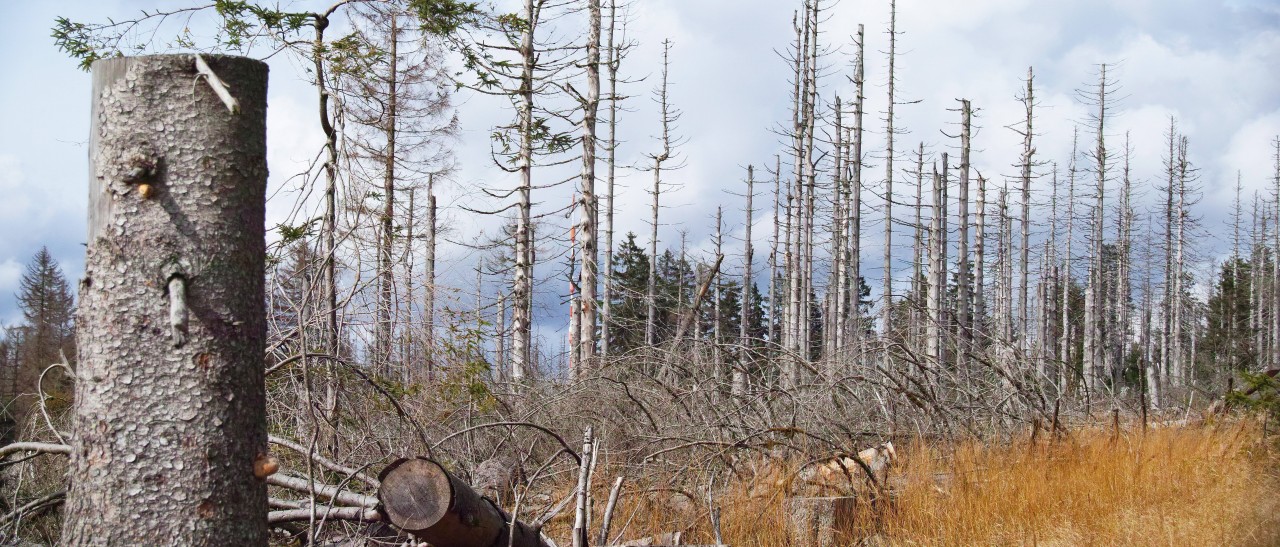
[66,54,269,545]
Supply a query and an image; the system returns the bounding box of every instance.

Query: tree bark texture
[66,54,269,545]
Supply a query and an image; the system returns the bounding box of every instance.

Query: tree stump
[785,496,857,547]
[63,54,269,545]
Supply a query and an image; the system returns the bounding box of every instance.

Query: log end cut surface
[379,458,454,532]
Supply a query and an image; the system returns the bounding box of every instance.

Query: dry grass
[577,420,1280,546]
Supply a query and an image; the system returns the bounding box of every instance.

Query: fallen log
[378,457,551,547]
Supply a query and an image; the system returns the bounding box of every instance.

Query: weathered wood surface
[64,54,269,545]
[785,496,857,547]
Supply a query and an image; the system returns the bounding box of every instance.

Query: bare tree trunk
[1272,137,1280,372]
[737,166,755,396]
[1171,136,1189,392]
[1085,64,1110,401]
[714,206,724,368]
[67,54,268,544]
[646,40,675,348]
[1116,134,1133,390]
[849,27,865,354]
[425,176,437,381]
[1018,68,1035,355]
[376,13,401,377]
[577,0,602,369]
[927,164,944,366]
[882,0,898,367]
[769,157,781,352]
[314,15,340,366]
[1061,130,1078,397]
[911,145,924,352]
[601,0,621,360]
[975,172,987,346]
[511,0,538,381]
[956,100,972,372]
[1158,118,1178,407]
[830,96,845,361]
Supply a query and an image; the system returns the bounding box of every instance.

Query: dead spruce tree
[645,39,683,347]
[600,0,636,359]
[737,165,756,396]
[65,54,268,545]
[456,0,575,380]
[574,0,603,371]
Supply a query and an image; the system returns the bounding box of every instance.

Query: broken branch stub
[378,457,550,547]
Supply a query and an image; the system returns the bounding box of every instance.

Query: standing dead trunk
[736,166,755,396]
[848,26,865,354]
[956,100,972,371]
[376,13,401,376]
[577,0,602,369]
[425,175,437,381]
[600,0,622,360]
[927,165,944,366]
[66,54,269,544]
[882,0,899,369]
[1018,68,1036,355]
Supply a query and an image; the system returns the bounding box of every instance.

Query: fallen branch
[267,473,378,509]
[268,505,380,524]
[0,441,71,460]
[269,434,380,489]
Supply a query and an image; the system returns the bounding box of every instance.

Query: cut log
[378,457,550,547]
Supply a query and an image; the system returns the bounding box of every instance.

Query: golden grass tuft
[576,420,1280,546]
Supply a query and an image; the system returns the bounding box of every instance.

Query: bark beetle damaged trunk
[63,54,269,545]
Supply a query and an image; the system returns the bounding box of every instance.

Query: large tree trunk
[66,54,268,544]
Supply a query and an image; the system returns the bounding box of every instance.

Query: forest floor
[561,418,1280,546]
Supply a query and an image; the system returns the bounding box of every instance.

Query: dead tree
[645,40,680,347]
[955,100,973,371]
[927,163,944,366]
[576,0,603,369]
[65,54,269,544]
[736,165,755,396]
[881,0,900,368]
[1017,67,1037,354]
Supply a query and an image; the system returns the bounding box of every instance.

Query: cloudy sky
[1,0,1278,346]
